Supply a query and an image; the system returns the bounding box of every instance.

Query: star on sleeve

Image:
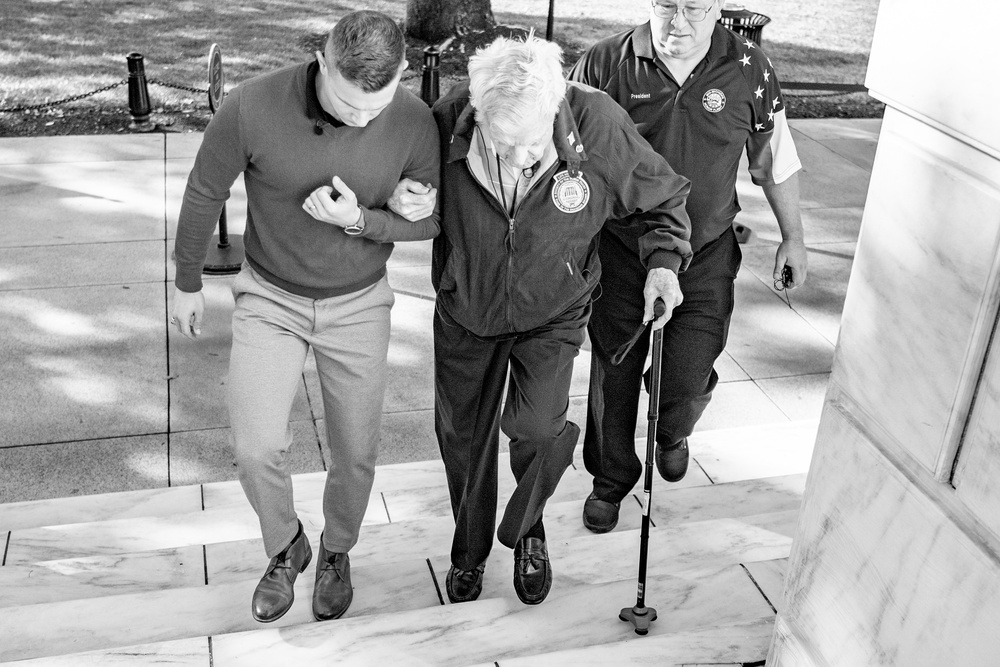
[767,109,775,122]
[740,54,752,67]
[763,70,770,82]
[772,96,780,108]
[755,122,765,130]
[754,86,764,99]
[744,39,755,49]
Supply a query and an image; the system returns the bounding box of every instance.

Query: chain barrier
[0,80,128,113]
[147,78,209,96]
[0,78,208,114]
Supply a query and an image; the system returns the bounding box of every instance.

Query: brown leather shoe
[312,537,353,621]
[446,562,485,603]
[251,522,312,623]
[513,537,552,605]
[655,437,689,482]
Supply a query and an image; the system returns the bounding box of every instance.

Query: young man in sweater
[170,11,439,623]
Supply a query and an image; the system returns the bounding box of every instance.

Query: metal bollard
[126,52,153,130]
[420,46,440,107]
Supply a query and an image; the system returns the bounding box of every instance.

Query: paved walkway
[0,118,881,504]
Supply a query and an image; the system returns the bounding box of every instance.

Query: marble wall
[769,0,1000,663]
[865,0,1000,160]
[770,405,1000,665]
[829,108,1000,476]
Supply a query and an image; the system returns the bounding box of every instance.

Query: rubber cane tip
[620,605,657,635]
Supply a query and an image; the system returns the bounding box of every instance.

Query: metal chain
[147,78,209,95]
[0,76,211,114]
[0,80,127,113]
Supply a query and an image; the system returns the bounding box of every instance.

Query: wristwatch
[343,209,365,236]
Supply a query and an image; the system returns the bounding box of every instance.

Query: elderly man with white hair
[409,33,692,605]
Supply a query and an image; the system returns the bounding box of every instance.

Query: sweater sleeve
[354,105,441,243]
[173,90,249,293]
[605,112,693,274]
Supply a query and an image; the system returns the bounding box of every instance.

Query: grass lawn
[0,0,882,136]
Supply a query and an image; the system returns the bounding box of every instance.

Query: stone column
[767,1,1000,664]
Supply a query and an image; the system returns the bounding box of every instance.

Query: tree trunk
[405,0,494,43]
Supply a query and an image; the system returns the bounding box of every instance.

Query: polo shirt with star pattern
[569,22,801,253]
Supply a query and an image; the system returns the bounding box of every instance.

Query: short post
[546,0,556,41]
[420,45,441,107]
[126,52,153,131]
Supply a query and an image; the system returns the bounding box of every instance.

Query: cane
[616,297,666,636]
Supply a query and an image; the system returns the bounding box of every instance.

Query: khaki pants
[228,264,394,557]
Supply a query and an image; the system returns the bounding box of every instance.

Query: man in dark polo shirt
[170,11,439,623]
[569,0,809,533]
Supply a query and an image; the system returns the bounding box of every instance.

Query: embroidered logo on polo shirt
[551,170,590,213]
[702,89,726,113]
[631,93,651,99]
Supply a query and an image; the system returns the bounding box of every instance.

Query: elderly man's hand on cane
[643,267,683,330]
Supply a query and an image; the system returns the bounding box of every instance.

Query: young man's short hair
[326,11,406,92]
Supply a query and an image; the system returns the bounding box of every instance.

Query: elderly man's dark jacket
[431,80,693,338]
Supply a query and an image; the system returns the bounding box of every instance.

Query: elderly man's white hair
[467,32,566,142]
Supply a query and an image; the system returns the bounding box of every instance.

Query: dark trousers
[584,226,741,502]
[434,297,589,570]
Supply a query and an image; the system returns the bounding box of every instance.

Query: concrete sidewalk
[0,118,881,504]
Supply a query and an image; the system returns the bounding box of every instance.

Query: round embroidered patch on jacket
[551,171,590,213]
[702,89,726,113]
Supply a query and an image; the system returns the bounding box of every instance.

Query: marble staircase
[0,420,817,665]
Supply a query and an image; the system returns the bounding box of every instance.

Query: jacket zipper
[505,216,515,328]
[463,158,553,332]
[503,172,550,330]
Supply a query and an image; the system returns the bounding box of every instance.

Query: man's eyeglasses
[651,1,714,22]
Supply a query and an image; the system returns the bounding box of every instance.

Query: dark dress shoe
[313,537,353,621]
[445,562,485,603]
[655,437,689,482]
[513,537,552,605]
[252,522,312,623]
[582,492,620,534]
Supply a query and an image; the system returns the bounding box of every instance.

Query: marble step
[0,415,813,665]
[3,562,778,666]
[3,457,801,564]
[479,617,776,666]
[0,554,440,663]
[0,509,791,662]
[0,457,449,533]
[0,496,794,609]
[0,417,818,535]
[1,470,802,603]
[428,510,796,606]
[1,637,209,667]
[6,619,777,667]
[209,562,777,666]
